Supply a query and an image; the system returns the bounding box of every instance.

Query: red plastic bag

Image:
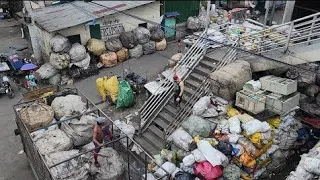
[194,161,222,180]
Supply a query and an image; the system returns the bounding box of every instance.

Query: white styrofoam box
[235,90,266,114]
[243,80,262,92]
[260,75,297,95]
[266,92,300,115]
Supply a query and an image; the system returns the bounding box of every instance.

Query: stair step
[185,79,202,90]
[190,72,205,82]
[200,59,217,70]
[158,111,174,124]
[148,125,165,140]
[194,66,211,77]
[154,118,169,130]
[184,87,197,97]
[142,131,164,150]
[134,136,158,156]
[163,103,178,117]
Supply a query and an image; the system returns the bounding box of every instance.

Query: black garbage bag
[216,141,232,156]
[119,31,138,49]
[174,171,196,180]
[125,72,147,85]
[188,141,197,151]
[105,38,123,52]
[150,26,165,42]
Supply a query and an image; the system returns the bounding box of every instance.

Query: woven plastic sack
[187,16,200,30]
[156,38,167,51]
[193,96,211,116]
[36,63,59,79]
[100,52,117,67]
[87,38,106,56]
[20,102,54,131]
[167,128,193,151]
[96,78,106,101]
[129,45,143,59]
[69,43,87,62]
[51,95,86,120]
[194,162,222,180]
[182,115,211,137]
[150,26,165,42]
[50,34,71,53]
[48,73,61,85]
[116,48,129,62]
[154,162,176,178]
[120,31,138,49]
[171,53,183,62]
[197,140,228,167]
[103,76,119,103]
[223,164,241,180]
[116,80,135,109]
[50,52,70,70]
[69,53,90,69]
[105,38,123,52]
[142,41,156,55]
[133,27,150,44]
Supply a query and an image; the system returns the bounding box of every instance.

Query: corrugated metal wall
[164,0,200,23]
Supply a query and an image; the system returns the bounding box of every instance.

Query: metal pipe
[263,0,270,28]
[205,0,211,32]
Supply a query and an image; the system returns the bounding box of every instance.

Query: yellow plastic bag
[266,117,281,129]
[254,139,273,158]
[248,132,263,149]
[103,76,119,103]
[239,151,256,168]
[194,136,200,143]
[96,78,106,101]
[227,106,240,117]
[40,91,54,105]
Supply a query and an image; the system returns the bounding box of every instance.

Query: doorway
[138,23,148,29]
[67,34,81,44]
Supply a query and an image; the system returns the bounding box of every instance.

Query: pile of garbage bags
[147,95,307,179]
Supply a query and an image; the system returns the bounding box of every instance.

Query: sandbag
[142,41,156,55]
[87,38,106,56]
[50,52,70,70]
[192,149,206,163]
[193,96,211,116]
[194,162,222,180]
[183,154,196,167]
[228,116,241,134]
[167,128,193,151]
[197,140,228,167]
[150,26,165,42]
[105,38,123,52]
[34,129,73,155]
[154,162,176,178]
[171,53,183,62]
[116,48,129,62]
[156,38,167,51]
[210,60,252,100]
[69,53,90,69]
[36,63,59,79]
[51,95,86,120]
[100,52,117,67]
[119,31,138,49]
[116,80,135,109]
[103,76,119,103]
[19,102,54,131]
[216,141,233,156]
[182,115,211,137]
[89,148,125,180]
[133,27,151,44]
[187,16,200,30]
[61,114,96,147]
[50,34,71,53]
[129,45,143,59]
[69,43,87,62]
[45,150,89,179]
[48,73,61,85]
[174,172,195,180]
[96,78,106,101]
[223,164,241,180]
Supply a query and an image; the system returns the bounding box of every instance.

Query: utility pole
[263,1,270,28]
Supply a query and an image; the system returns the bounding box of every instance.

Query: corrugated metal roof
[32,1,154,32]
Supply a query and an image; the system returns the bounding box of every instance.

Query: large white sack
[51,95,86,120]
[193,96,211,116]
[45,150,89,180]
[192,149,206,162]
[187,16,200,30]
[182,115,211,137]
[119,123,135,147]
[182,154,195,167]
[201,108,219,118]
[228,116,241,134]
[36,63,59,79]
[197,140,228,167]
[210,60,252,100]
[167,128,193,151]
[60,114,96,147]
[35,129,73,155]
[286,166,314,180]
[242,119,270,135]
[50,34,71,53]
[50,52,70,70]
[154,162,176,178]
[69,43,87,62]
[69,53,90,69]
[301,157,320,175]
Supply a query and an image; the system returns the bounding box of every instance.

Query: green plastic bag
[116,80,135,108]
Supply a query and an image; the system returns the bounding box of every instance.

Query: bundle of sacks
[147,95,305,180]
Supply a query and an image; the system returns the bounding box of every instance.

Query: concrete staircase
[134,57,218,155]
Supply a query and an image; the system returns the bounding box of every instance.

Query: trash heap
[19,93,125,179]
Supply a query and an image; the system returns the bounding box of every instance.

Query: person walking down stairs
[173,74,184,109]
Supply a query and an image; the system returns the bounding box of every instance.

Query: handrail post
[284,21,294,53]
[308,15,317,45]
